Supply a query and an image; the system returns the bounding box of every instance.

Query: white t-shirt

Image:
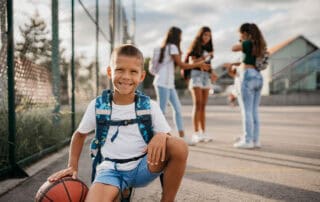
[77,99,171,171]
[152,44,179,89]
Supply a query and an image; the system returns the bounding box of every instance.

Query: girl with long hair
[226,23,267,149]
[153,26,210,145]
[186,26,217,143]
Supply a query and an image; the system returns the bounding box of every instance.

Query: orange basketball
[35,177,89,202]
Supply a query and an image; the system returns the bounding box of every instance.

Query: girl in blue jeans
[153,27,209,145]
[228,23,267,149]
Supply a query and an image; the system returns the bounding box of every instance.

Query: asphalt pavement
[0,106,319,201]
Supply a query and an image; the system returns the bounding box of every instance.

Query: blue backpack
[90,89,154,182]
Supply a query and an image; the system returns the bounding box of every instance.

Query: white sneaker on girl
[199,133,213,142]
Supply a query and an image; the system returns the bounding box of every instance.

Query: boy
[48,44,188,201]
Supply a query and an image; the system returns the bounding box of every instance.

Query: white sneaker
[233,139,254,149]
[253,141,261,148]
[191,134,200,143]
[199,133,212,142]
[183,136,197,146]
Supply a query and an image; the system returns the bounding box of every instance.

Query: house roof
[268,35,319,55]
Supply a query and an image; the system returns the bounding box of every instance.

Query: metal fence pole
[71,0,75,133]
[95,0,99,96]
[6,0,28,179]
[52,0,60,122]
[110,0,116,89]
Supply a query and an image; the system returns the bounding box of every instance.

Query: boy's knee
[167,137,188,161]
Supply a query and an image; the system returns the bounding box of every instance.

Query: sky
[135,0,320,66]
[11,0,320,69]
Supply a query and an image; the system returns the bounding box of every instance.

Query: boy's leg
[149,136,188,202]
[85,183,119,202]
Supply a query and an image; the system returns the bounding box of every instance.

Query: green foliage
[14,108,71,160]
[0,104,8,168]
[0,104,84,168]
[15,12,52,70]
[143,57,154,89]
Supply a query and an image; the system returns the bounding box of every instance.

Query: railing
[270,49,320,94]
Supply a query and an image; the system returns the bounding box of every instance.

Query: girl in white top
[153,26,209,145]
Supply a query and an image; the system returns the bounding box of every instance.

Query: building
[262,35,320,95]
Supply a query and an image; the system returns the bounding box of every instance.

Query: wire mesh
[0,0,136,179]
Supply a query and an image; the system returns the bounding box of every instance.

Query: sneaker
[253,141,261,148]
[233,139,254,149]
[199,133,213,142]
[183,136,197,146]
[195,133,204,142]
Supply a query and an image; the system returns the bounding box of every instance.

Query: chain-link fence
[0,0,135,180]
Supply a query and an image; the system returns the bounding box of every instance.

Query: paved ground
[0,106,319,201]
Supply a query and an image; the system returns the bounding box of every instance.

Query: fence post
[71,0,75,133]
[6,0,28,179]
[95,0,99,96]
[52,0,60,123]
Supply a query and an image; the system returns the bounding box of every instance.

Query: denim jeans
[241,68,263,143]
[155,86,184,131]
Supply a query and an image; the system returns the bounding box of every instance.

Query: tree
[15,11,52,70]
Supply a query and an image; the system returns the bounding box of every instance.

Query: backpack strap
[91,89,112,182]
[135,90,154,143]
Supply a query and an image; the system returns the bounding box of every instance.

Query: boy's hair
[110,44,144,69]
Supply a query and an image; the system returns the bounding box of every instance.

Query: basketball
[35,177,89,202]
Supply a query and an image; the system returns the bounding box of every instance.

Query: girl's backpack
[148,48,161,76]
[255,49,269,71]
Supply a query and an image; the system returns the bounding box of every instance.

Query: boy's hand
[47,166,78,182]
[146,133,168,166]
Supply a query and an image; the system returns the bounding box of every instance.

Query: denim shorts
[93,155,162,191]
[189,70,211,89]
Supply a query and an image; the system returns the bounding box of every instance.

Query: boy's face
[107,55,145,96]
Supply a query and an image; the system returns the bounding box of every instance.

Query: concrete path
[0,106,319,201]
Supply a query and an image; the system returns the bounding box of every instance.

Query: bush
[0,105,84,168]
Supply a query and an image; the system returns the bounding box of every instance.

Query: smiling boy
[48,44,188,202]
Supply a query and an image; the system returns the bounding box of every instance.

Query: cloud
[135,0,320,66]
[260,0,320,48]
[12,0,320,69]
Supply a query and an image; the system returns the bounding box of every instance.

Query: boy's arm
[148,100,172,165]
[48,131,87,182]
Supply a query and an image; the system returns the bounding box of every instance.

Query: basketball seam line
[62,180,72,202]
